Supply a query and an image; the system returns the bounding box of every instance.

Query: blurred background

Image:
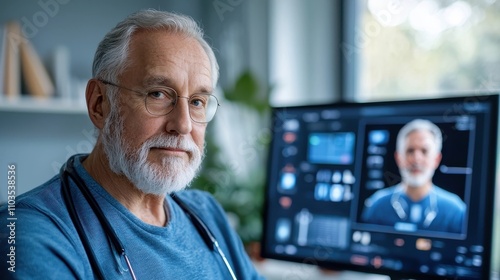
[1,0,499,279]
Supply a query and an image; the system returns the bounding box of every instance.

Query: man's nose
[165,97,192,135]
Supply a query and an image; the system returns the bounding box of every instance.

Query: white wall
[269,0,341,106]
[0,111,94,202]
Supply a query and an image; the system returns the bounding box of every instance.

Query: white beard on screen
[101,108,204,196]
[400,165,435,188]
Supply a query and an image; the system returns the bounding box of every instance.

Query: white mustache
[142,135,198,155]
[407,164,423,172]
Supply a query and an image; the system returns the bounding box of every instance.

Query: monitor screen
[261,94,499,280]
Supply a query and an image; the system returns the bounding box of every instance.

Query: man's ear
[434,152,443,169]
[394,151,402,167]
[85,79,108,130]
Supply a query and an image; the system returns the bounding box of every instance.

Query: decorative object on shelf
[2,21,21,98]
[19,27,55,98]
[1,20,55,99]
[50,46,72,100]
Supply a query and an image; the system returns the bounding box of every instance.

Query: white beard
[399,165,435,188]
[101,108,204,196]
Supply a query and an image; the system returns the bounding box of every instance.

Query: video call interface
[262,95,499,279]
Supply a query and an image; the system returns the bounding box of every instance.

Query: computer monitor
[261,94,499,280]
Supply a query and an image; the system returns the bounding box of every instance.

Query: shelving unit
[0,96,94,203]
[0,97,87,114]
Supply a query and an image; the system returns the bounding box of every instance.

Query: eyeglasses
[99,79,220,123]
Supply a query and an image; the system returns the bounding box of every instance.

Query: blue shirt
[0,155,263,279]
[361,184,466,234]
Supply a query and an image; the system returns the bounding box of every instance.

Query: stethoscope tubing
[60,155,236,280]
[390,184,438,228]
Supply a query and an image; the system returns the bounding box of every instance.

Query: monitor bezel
[261,94,499,280]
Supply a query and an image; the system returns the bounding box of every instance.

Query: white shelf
[0,97,88,114]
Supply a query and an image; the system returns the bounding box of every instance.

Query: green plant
[192,70,271,244]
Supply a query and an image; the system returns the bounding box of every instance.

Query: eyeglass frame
[98,79,220,123]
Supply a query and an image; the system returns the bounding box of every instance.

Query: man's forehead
[124,30,212,87]
[405,130,435,144]
[129,30,207,62]
[407,129,434,139]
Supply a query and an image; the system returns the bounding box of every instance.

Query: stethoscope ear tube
[170,193,215,250]
[61,156,137,280]
[61,162,107,280]
[60,155,237,280]
[390,186,438,228]
[170,193,238,280]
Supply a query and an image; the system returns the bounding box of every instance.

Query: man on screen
[361,119,466,234]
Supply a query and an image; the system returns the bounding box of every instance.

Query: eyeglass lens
[145,90,218,123]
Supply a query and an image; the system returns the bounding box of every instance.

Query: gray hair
[92,9,219,88]
[396,119,442,154]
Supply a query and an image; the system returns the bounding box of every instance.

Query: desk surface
[254,259,389,280]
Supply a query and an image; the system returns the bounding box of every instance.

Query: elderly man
[0,10,263,279]
[361,119,466,234]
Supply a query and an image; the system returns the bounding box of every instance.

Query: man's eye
[148,91,166,99]
[190,96,207,107]
[147,89,176,100]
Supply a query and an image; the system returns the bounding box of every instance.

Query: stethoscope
[60,155,237,280]
[390,184,438,228]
